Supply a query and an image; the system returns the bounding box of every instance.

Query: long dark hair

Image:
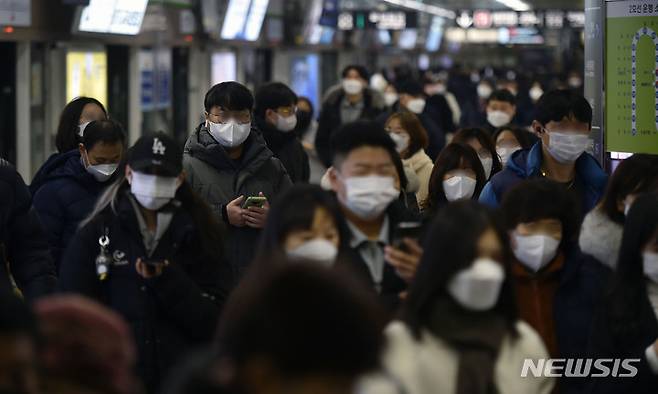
[452,127,503,177]
[56,97,107,153]
[605,193,658,339]
[255,184,350,262]
[81,173,224,259]
[402,200,518,339]
[422,143,486,213]
[599,155,658,225]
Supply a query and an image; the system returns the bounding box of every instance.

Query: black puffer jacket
[59,190,233,394]
[183,124,292,277]
[31,150,114,271]
[0,159,57,300]
[255,116,310,183]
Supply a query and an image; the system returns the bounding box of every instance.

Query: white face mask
[529,87,544,101]
[86,163,118,183]
[343,79,364,95]
[442,174,477,202]
[389,132,410,154]
[78,121,91,137]
[512,233,560,272]
[287,239,338,267]
[341,175,399,220]
[275,113,297,132]
[406,98,426,114]
[497,146,521,167]
[546,131,589,164]
[477,84,492,99]
[129,171,180,211]
[479,155,493,179]
[487,110,512,128]
[82,154,118,183]
[384,92,399,107]
[370,74,388,92]
[208,120,251,148]
[447,257,505,311]
[643,252,658,283]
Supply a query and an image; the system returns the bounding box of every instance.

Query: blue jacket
[31,150,111,271]
[479,142,608,213]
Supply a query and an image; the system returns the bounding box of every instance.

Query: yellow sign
[66,50,108,109]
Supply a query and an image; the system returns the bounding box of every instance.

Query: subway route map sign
[606,0,658,154]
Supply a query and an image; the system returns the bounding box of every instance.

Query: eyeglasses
[276,106,297,117]
[206,110,252,125]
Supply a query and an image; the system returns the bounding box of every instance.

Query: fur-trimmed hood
[578,207,623,269]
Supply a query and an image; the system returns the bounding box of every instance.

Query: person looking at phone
[327,120,423,312]
[183,82,292,278]
[60,132,234,394]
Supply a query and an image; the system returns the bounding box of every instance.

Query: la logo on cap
[152,138,166,155]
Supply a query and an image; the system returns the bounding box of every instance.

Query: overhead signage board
[78,0,148,35]
[454,9,585,29]
[336,10,418,30]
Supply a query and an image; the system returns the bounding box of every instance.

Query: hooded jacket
[0,159,57,300]
[183,124,292,277]
[255,116,310,184]
[32,150,114,271]
[479,142,608,213]
[578,207,623,270]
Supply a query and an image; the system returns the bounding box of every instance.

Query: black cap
[128,132,182,176]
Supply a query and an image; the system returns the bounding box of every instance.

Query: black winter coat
[183,125,292,278]
[255,117,310,183]
[31,150,113,271]
[337,201,420,316]
[586,284,658,394]
[0,159,57,300]
[59,191,233,394]
[315,89,386,167]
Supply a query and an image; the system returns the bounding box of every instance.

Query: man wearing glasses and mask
[184,82,292,280]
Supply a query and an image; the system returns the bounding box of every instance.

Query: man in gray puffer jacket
[184,82,292,280]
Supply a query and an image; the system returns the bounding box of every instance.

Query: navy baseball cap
[128,132,182,176]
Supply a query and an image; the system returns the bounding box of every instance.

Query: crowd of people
[1,63,658,394]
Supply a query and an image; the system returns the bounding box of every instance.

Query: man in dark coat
[184,82,292,278]
[254,82,310,183]
[315,65,387,167]
[326,121,423,314]
[0,159,57,300]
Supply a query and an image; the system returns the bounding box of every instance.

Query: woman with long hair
[59,132,233,394]
[369,200,553,394]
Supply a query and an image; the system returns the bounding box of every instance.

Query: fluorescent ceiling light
[380,0,456,19]
[496,0,531,11]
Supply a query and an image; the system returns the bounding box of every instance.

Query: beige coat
[403,150,434,205]
[374,320,554,394]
